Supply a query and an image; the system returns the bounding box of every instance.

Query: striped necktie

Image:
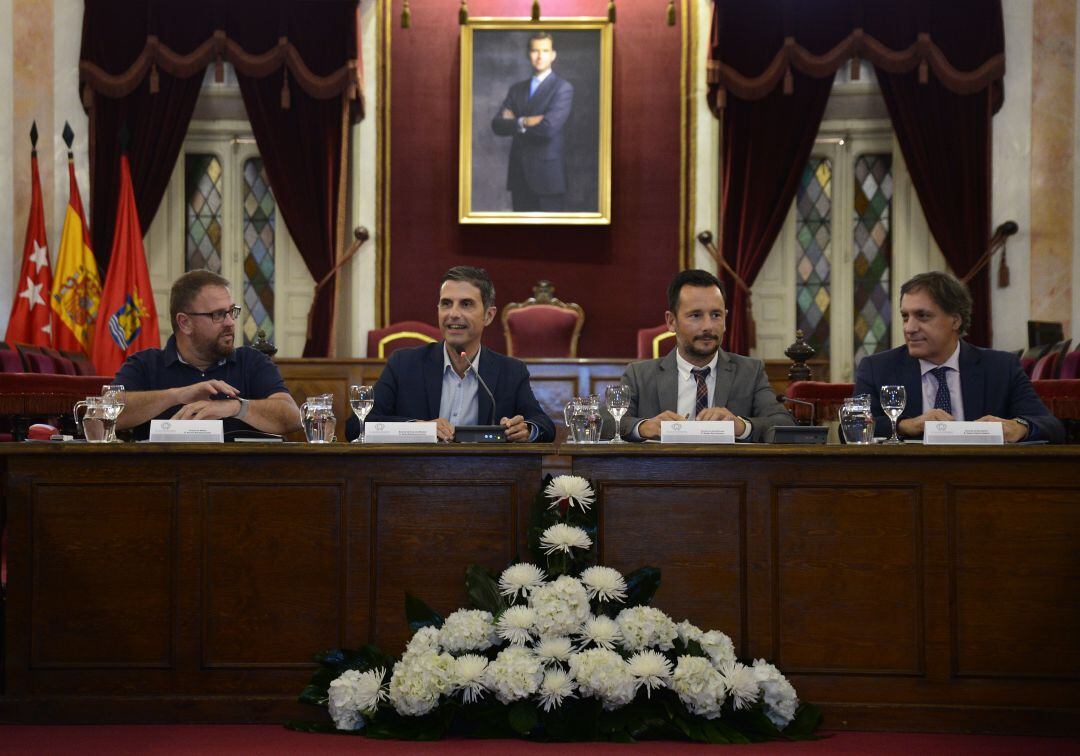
[930,366,952,414]
[691,366,710,420]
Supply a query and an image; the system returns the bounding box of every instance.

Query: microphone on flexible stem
[461,350,498,426]
[454,350,507,442]
[776,393,815,427]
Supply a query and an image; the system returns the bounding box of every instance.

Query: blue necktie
[529,77,540,98]
[931,366,952,414]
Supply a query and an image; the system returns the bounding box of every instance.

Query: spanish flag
[51,155,102,355]
[92,154,160,377]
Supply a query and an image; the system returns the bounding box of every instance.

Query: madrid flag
[5,141,54,346]
[52,155,102,355]
[92,154,160,377]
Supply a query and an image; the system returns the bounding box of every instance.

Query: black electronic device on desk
[453,425,507,443]
[763,426,829,444]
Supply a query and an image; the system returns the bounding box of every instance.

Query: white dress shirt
[439,345,480,426]
[918,342,965,421]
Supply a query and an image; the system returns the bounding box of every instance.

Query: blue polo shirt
[113,335,290,440]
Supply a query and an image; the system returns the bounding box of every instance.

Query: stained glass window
[184,155,223,273]
[242,158,276,346]
[795,158,833,358]
[852,154,893,365]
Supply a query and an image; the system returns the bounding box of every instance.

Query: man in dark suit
[346,266,555,443]
[491,32,573,212]
[854,271,1063,443]
[618,269,794,442]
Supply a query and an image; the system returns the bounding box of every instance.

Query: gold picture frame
[459,18,613,225]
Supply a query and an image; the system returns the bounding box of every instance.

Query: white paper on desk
[363,421,437,444]
[660,420,735,444]
[923,421,1004,445]
[149,419,224,443]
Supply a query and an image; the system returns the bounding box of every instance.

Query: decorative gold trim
[652,330,676,358]
[679,0,697,271]
[377,0,391,327]
[500,280,585,357]
[458,17,613,225]
[377,330,437,358]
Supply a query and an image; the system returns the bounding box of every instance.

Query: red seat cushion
[505,305,581,358]
[0,350,24,372]
[25,352,57,374]
[786,381,856,422]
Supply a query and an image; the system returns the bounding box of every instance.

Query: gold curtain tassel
[459,0,468,24]
[281,71,291,109]
[998,249,1010,287]
[607,1,616,23]
[149,63,160,94]
[783,67,793,94]
[532,1,541,22]
[918,59,928,84]
[667,0,676,26]
[716,86,726,110]
[850,56,860,80]
[401,0,411,28]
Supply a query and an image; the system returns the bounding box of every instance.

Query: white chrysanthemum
[545,475,595,511]
[752,659,799,728]
[484,646,544,704]
[530,575,591,637]
[496,605,537,645]
[388,650,454,717]
[580,566,628,603]
[671,655,727,719]
[327,667,388,730]
[404,625,441,656]
[568,647,636,710]
[615,606,678,652]
[452,654,491,704]
[627,650,672,697]
[578,614,622,651]
[538,667,577,712]
[540,523,593,555]
[534,636,575,666]
[498,563,547,601]
[438,609,499,653]
[719,660,760,710]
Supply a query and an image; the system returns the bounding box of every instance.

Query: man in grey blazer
[618,269,794,442]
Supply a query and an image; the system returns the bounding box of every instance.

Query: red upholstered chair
[23,351,57,374]
[42,347,78,376]
[1060,350,1080,381]
[501,280,584,358]
[1030,340,1071,381]
[0,342,24,373]
[61,349,98,376]
[636,325,676,359]
[366,321,440,358]
[786,381,856,423]
[1032,379,1080,422]
[1020,344,1052,377]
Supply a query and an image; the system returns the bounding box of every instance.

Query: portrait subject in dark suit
[490,32,574,212]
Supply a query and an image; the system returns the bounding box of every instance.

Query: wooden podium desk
[568,443,1080,734]
[0,442,550,723]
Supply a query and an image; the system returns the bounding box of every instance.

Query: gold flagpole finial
[667,0,676,26]
[531,1,541,22]
[401,0,411,28]
[459,0,468,25]
[608,1,616,23]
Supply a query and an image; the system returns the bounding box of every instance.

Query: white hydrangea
[671,655,727,719]
[538,667,577,712]
[677,620,703,646]
[438,609,498,653]
[403,626,441,657]
[700,630,736,667]
[719,660,760,710]
[545,475,595,511]
[615,606,678,652]
[498,563,547,602]
[496,605,537,646]
[484,646,544,704]
[327,667,388,730]
[388,649,454,717]
[530,575,591,637]
[533,636,574,666]
[627,650,672,697]
[580,566,628,603]
[568,647,636,710]
[451,654,491,704]
[752,659,799,728]
[578,614,622,651]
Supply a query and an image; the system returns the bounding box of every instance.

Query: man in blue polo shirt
[115,270,302,440]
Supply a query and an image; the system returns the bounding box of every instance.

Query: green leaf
[405,592,444,632]
[298,682,329,708]
[465,564,506,614]
[700,720,732,744]
[782,702,823,739]
[623,566,661,608]
[508,701,539,735]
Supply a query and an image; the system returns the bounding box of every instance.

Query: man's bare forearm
[243,393,303,435]
[117,389,182,429]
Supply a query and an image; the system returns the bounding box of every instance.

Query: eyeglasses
[186,305,241,323]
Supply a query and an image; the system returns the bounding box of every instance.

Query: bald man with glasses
[114,270,302,440]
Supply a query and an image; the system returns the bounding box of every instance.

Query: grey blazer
[617,348,795,442]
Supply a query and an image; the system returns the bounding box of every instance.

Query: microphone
[461,351,497,425]
[453,350,506,442]
[776,393,815,427]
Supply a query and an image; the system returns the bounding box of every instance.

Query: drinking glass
[349,384,374,443]
[879,385,906,445]
[582,394,602,444]
[839,396,874,444]
[300,394,336,443]
[101,384,126,442]
[73,395,110,443]
[605,385,630,443]
[564,397,589,443]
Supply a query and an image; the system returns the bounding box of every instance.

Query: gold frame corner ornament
[457,17,613,226]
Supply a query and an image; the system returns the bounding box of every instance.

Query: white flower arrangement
[580,566,628,603]
[498,563,547,601]
[327,667,388,730]
[544,475,595,512]
[438,609,498,653]
[539,523,593,556]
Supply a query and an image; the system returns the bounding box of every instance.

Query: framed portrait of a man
[459,18,612,225]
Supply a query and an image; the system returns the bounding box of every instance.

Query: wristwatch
[1014,416,1030,439]
[233,397,249,420]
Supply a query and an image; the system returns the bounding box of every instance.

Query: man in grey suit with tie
[618,269,795,442]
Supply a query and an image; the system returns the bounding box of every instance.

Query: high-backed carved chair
[1030,340,1072,381]
[1020,343,1052,377]
[501,280,584,358]
[636,325,676,359]
[366,321,441,359]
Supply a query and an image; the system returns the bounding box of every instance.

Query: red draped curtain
[79,0,362,357]
[708,0,1005,353]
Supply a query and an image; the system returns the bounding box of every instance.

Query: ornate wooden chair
[636,324,676,359]
[501,280,584,358]
[366,321,440,359]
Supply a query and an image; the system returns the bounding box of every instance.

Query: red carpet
[0,727,1078,755]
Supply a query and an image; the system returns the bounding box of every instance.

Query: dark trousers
[511,187,565,212]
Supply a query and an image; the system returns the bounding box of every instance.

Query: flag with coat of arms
[92,152,160,377]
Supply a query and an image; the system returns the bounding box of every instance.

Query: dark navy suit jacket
[491,72,574,196]
[853,342,1064,443]
[346,341,556,442]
